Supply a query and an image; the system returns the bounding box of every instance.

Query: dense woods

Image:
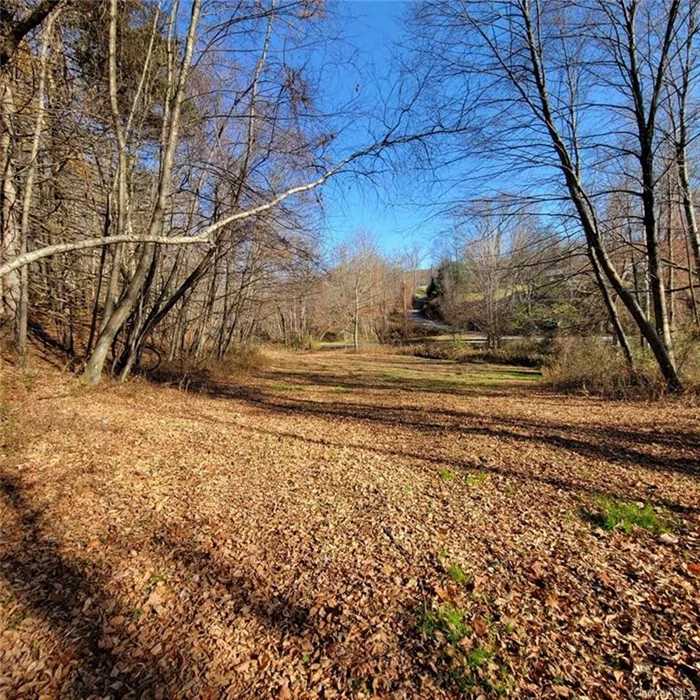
[0,0,387,381]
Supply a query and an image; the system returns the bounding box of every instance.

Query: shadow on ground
[146,362,700,517]
[0,470,396,697]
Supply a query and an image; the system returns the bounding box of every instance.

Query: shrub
[472,339,551,368]
[214,344,270,374]
[674,328,700,389]
[149,358,211,390]
[544,338,666,399]
[401,338,550,368]
[150,345,270,389]
[0,365,40,454]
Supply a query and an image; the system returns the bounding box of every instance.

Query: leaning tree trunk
[589,244,634,369]
[640,144,675,358]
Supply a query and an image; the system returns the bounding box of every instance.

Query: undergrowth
[545,337,700,399]
[150,344,270,389]
[419,603,510,696]
[420,603,471,644]
[447,563,471,586]
[403,339,549,368]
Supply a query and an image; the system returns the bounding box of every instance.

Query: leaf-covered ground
[1,351,699,699]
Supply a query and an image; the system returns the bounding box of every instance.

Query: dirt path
[1,351,699,699]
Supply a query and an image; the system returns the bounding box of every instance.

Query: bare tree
[0,0,420,383]
[0,0,65,67]
[459,204,523,349]
[407,0,700,390]
[320,234,400,350]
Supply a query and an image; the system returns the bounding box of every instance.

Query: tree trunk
[16,11,54,361]
[518,2,683,391]
[666,177,675,333]
[353,285,360,351]
[590,245,633,368]
[83,0,201,384]
[86,195,112,356]
[677,145,700,301]
[0,81,19,340]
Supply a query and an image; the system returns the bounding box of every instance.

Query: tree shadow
[146,368,700,514]
[162,372,700,480]
[140,526,432,697]
[1,469,404,697]
[185,409,699,518]
[0,472,174,698]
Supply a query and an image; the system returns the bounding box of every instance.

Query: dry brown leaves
[0,352,698,699]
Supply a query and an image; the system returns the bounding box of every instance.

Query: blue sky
[317,0,443,265]
[308,1,586,267]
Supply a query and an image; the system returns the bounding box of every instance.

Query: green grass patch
[420,604,471,644]
[271,384,306,392]
[420,604,510,696]
[466,471,487,487]
[377,364,542,392]
[593,497,669,534]
[465,644,491,669]
[447,563,471,586]
[404,339,550,369]
[439,468,457,481]
[329,385,351,394]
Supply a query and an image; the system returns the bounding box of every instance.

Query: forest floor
[1,350,699,699]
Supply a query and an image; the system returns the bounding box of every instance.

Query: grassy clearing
[376,363,542,391]
[400,335,700,399]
